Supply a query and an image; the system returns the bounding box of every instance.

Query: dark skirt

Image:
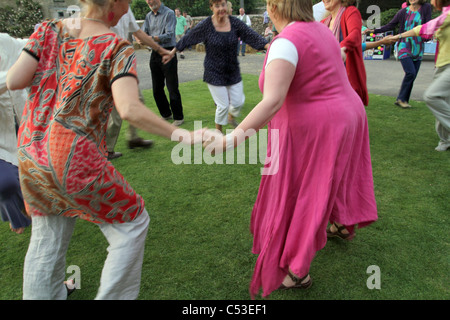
[0,159,31,229]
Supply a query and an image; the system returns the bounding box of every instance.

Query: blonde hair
[79,0,114,16]
[227,1,233,14]
[267,0,314,22]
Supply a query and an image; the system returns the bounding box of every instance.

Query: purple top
[176,16,268,86]
[374,3,432,34]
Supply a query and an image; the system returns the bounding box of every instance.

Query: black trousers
[150,49,184,120]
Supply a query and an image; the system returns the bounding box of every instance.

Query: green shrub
[0,0,43,38]
[131,0,261,19]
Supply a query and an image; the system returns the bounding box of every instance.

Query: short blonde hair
[267,0,314,22]
[227,1,232,14]
[79,0,114,16]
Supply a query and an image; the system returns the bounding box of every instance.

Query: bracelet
[398,34,402,40]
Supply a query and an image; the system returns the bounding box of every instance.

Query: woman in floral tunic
[7,0,204,299]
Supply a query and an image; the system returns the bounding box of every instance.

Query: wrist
[225,134,234,150]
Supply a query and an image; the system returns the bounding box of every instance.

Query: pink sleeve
[417,9,450,38]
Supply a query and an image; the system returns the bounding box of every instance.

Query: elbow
[6,72,27,91]
[6,75,19,91]
[116,104,133,122]
[115,102,140,123]
[266,97,283,115]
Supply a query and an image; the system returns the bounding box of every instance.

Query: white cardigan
[0,33,28,166]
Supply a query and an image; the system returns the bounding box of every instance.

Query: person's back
[18,19,141,223]
[265,21,362,112]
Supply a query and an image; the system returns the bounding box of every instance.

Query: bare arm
[394,29,418,41]
[133,29,170,56]
[6,51,38,91]
[111,76,203,143]
[204,59,296,152]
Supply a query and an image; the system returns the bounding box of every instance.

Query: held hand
[161,52,175,64]
[340,47,347,63]
[178,128,224,146]
[202,129,226,155]
[174,128,207,145]
[363,28,374,35]
[382,35,398,45]
[162,48,177,64]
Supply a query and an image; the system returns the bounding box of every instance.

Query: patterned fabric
[398,7,425,60]
[18,20,145,224]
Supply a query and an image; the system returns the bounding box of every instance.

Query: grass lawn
[0,74,448,301]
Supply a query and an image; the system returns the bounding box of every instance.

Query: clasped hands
[363,29,399,45]
[182,128,229,155]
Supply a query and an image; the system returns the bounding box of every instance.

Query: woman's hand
[202,129,227,155]
[382,35,398,45]
[162,48,177,64]
[340,46,347,63]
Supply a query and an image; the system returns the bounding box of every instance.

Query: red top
[323,6,369,106]
[18,20,145,224]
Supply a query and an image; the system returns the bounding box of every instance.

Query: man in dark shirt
[143,0,184,126]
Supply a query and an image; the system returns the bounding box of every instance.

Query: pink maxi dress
[249,21,378,298]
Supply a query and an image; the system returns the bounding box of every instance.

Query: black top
[176,16,268,86]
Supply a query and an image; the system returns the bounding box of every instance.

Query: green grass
[0,75,448,300]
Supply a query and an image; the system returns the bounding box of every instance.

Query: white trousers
[207,81,245,125]
[23,210,150,300]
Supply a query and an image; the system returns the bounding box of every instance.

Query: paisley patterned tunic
[17,20,145,224]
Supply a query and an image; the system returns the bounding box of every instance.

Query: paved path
[135,48,436,102]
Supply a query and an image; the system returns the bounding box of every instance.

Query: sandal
[327,222,355,241]
[278,273,312,290]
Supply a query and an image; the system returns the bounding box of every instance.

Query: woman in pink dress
[204,0,378,298]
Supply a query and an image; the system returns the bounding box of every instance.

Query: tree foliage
[0,0,43,38]
[131,0,261,19]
